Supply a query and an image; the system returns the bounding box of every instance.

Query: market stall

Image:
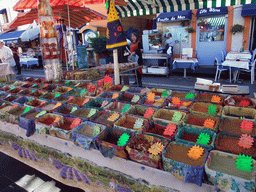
[0,77,255,192]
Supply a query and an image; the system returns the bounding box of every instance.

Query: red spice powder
[40,117,55,125]
[186,115,206,126]
[181,132,212,145]
[147,124,173,140]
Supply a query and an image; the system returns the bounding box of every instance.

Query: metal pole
[113,49,120,85]
[67,0,74,70]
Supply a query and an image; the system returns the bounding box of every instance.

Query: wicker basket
[104,101,131,114]
[6,106,27,124]
[39,92,56,102]
[35,113,63,135]
[96,127,134,159]
[24,99,46,109]
[205,150,256,192]
[54,86,72,94]
[97,91,120,101]
[196,93,225,105]
[65,88,84,97]
[52,95,70,104]
[117,92,139,104]
[50,117,82,140]
[8,87,22,94]
[53,104,76,117]
[144,120,176,142]
[215,132,256,159]
[170,91,196,101]
[68,96,92,107]
[125,87,145,95]
[126,134,169,168]
[190,102,223,116]
[91,110,120,128]
[12,81,25,87]
[70,108,98,121]
[224,95,256,108]
[28,90,45,98]
[153,109,186,125]
[13,96,29,106]
[84,98,111,111]
[72,121,106,150]
[162,98,193,111]
[19,109,41,137]
[38,102,57,112]
[126,105,157,121]
[175,126,217,151]
[42,84,57,92]
[183,112,220,132]
[0,105,13,121]
[138,96,165,108]
[149,88,172,97]
[18,89,32,96]
[108,85,125,92]
[64,81,79,88]
[162,142,208,187]
[114,115,150,134]
[222,106,256,121]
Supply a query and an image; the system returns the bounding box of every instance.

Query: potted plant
[89,35,111,66]
[230,24,245,35]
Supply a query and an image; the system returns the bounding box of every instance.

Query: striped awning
[9,6,107,29]
[116,0,256,18]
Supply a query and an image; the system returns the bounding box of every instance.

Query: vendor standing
[0,40,16,67]
[165,33,175,70]
[129,32,143,87]
[11,43,21,75]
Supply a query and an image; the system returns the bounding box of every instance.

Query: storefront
[196,7,228,66]
[156,10,193,57]
[241,3,256,52]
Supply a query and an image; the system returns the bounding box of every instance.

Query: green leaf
[36,111,47,118]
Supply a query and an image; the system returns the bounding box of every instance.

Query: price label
[55,93,61,98]
[87,109,96,117]
[35,111,47,118]
[120,86,128,92]
[68,96,74,101]
[65,80,70,84]
[52,102,62,110]
[22,107,31,114]
[71,107,78,113]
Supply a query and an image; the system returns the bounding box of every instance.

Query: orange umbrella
[13,0,127,11]
[9,5,107,29]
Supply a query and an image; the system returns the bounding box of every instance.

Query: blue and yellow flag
[106,0,128,50]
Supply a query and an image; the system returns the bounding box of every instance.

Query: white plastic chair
[221,50,225,62]
[182,48,193,58]
[214,57,228,82]
[238,59,256,84]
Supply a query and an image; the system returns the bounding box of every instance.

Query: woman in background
[129,32,143,87]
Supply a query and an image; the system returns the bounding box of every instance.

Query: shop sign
[157,10,192,23]
[197,7,228,17]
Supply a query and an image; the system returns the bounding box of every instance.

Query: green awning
[116,0,256,18]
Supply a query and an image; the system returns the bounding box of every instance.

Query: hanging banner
[106,0,128,50]
[38,0,62,81]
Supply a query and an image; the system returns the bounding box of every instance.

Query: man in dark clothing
[11,43,21,75]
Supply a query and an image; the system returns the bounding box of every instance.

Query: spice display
[235,154,253,172]
[172,112,183,122]
[163,124,176,137]
[211,95,221,103]
[196,133,210,145]
[187,145,204,160]
[203,119,215,129]
[144,108,155,118]
[240,120,253,131]
[148,142,165,156]
[238,134,254,149]
[117,133,130,146]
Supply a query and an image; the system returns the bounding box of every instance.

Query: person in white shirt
[165,33,175,74]
[0,40,16,67]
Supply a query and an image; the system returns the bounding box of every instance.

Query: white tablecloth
[0,63,15,76]
[222,59,249,69]
[226,51,252,60]
[20,57,39,68]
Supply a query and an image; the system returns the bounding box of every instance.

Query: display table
[0,63,15,81]
[225,51,252,60]
[194,85,250,96]
[20,57,39,68]
[0,122,215,192]
[223,51,252,83]
[172,58,199,78]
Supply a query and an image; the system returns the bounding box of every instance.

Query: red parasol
[13,0,127,11]
[9,5,107,29]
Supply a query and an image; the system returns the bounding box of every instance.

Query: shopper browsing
[0,40,16,67]
[129,32,143,87]
[11,43,21,75]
